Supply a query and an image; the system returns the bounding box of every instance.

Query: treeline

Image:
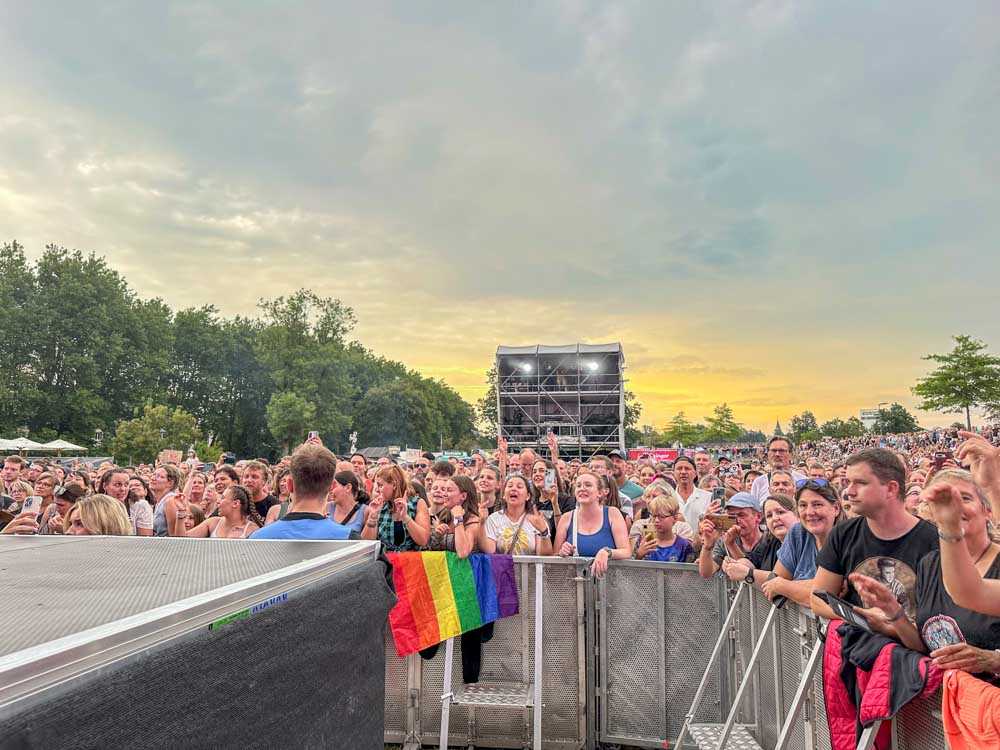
[0,242,476,459]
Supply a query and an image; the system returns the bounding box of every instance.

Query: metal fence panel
[383,630,409,744]
[599,562,726,747]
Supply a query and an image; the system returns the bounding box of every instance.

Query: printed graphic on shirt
[853,556,918,621]
[921,614,966,652]
[495,527,532,555]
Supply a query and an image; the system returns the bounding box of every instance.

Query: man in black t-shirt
[812,448,938,623]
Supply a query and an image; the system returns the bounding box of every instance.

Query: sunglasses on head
[795,478,830,489]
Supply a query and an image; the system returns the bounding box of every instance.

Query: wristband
[938,528,964,543]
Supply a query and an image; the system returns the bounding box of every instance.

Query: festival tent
[0,437,46,451]
[40,439,86,452]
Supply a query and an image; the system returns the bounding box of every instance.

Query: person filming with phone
[697,492,765,578]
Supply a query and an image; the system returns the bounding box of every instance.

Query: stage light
[586,361,599,372]
[520,362,533,373]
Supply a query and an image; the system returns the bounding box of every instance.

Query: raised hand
[957,431,1000,490]
[921,482,964,534]
[559,541,576,557]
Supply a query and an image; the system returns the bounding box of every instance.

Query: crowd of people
[3,426,1000,692]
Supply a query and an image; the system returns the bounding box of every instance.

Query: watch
[744,569,755,584]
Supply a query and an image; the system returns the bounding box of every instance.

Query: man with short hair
[608,449,643,501]
[768,470,796,498]
[409,452,435,486]
[750,437,806,505]
[811,448,938,623]
[242,461,277,519]
[694,450,714,480]
[2,456,25,496]
[517,449,538,476]
[250,444,351,540]
[672,455,713,531]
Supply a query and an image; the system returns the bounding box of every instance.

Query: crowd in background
[4,425,1000,692]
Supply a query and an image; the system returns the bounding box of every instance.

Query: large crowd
[3,426,1000,692]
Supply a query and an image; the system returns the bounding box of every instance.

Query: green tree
[265,391,317,454]
[111,404,203,464]
[789,411,820,442]
[872,403,920,434]
[354,379,434,448]
[703,403,743,443]
[662,412,706,446]
[475,364,499,441]
[820,416,867,439]
[913,335,1000,429]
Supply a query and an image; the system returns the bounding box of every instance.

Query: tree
[913,335,1000,429]
[872,403,920,434]
[475,364,499,441]
[703,403,743,444]
[789,411,820,442]
[354,379,434,448]
[265,391,316,454]
[662,412,706,446]
[819,417,866,439]
[111,404,203,464]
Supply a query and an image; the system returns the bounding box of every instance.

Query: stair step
[452,681,534,707]
[687,723,764,750]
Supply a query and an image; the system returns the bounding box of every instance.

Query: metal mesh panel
[777,607,806,750]
[383,631,409,741]
[664,567,726,738]
[812,637,833,750]
[751,592,779,750]
[895,691,945,750]
[601,563,665,743]
[734,584,759,728]
[0,536,363,657]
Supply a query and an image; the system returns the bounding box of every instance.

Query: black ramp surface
[0,557,396,750]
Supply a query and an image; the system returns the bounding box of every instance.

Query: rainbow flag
[387,552,519,656]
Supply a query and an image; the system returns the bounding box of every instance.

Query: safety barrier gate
[382,559,950,749]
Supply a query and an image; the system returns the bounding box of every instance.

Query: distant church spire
[773,419,784,436]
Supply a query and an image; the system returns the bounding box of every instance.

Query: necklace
[974,542,996,566]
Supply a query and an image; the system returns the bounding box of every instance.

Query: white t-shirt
[485,511,542,555]
[750,470,807,507]
[676,487,713,531]
[130,499,154,534]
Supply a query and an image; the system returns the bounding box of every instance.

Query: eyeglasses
[795,478,830,489]
[769,448,790,454]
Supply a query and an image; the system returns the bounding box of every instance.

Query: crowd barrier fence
[382,558,950,750]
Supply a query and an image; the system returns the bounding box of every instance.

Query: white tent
[0,437,46,451]
[41,439,86,452]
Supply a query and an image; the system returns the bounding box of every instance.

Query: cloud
[1,1,998,430]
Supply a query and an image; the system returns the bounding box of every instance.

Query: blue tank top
[567,506,616,557]
[326,501,367,534]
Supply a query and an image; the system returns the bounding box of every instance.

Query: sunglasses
[795,478,830,489]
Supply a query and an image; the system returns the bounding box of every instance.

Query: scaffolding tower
[496,343,625,459]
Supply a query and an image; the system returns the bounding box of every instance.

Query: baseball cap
[607,449,628,461]
[726,492,758,510]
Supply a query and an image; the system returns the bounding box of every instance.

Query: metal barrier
[382,560,951,749]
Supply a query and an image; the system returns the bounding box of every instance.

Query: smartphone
[707,513,735,531]
[20,496,41,517]
[544,468,557,491]
[308,430,319,441]
[932,451,951,470]
[711,487,727,506]
[813,591,873,633]
[222,452,236,465]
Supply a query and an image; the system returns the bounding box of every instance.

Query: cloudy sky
[2,1,998,431]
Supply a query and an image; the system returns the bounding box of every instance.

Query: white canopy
[41,439,86,451]
[0,437,46,451]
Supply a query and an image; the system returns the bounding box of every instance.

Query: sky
[2,1,999,432]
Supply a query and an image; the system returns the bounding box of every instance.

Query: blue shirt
[250,513,352,540]
[776,522,818,580]
[646,537,695,563]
